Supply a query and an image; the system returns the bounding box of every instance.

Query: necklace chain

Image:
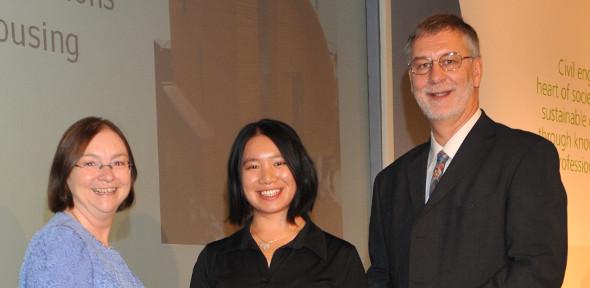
[256,236,283,251]
[251,218,304,251]
[253,233,288,251]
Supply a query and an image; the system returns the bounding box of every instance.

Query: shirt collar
[225,218,328,261]
[238,221,262,251]
[287,219,327,261]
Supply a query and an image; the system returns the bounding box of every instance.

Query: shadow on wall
[401,71,430,145]
[391,0,461,158]
[0,207,27,287]
[112,211,179,287]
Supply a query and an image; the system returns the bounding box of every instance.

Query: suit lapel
[422,112,497,214]
[406,144,429,217]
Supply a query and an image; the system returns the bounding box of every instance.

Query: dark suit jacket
[367,112,567,288]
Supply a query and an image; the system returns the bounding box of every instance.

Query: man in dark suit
[367,14,567,288]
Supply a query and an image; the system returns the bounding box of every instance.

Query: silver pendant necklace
[251,219,303,251]
[254,234,285,251]
[258,238,281,251]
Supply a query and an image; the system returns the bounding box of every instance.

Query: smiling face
[66,128,132,221]
[241,135,297,220]
[409,29,482,126]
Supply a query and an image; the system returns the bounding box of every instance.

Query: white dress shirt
[425,109,482,203]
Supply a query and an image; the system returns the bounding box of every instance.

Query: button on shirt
[190,220,367,288]
[425,109,482,203]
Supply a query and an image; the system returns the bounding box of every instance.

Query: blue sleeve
[20,226,94,288]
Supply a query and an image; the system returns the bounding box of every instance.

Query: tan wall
[461,1,590,287]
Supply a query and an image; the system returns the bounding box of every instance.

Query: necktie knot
[435,150,449,171]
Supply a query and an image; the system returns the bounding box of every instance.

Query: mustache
[423,86,454,93]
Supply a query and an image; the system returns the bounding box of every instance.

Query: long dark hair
[226,119,317,225]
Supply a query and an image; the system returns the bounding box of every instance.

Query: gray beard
[414,85,473,121]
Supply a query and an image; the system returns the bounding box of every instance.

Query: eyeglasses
[74,160,133,172]
[408,52,476,75]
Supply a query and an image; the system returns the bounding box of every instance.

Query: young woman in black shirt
[190,119,367,288]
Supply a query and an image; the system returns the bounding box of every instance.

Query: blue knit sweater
[19,212,144,287]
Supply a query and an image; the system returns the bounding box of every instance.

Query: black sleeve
[190,246,212,288]
[481,140,568,287]
[342,245,368,288]
[366,172,393,288]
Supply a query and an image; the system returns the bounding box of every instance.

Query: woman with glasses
[189,119,367,288]
[20,117,144,287]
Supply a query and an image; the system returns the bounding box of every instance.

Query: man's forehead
[411,30,469,56]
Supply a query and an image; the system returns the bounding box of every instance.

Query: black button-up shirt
[190,220,367,288]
